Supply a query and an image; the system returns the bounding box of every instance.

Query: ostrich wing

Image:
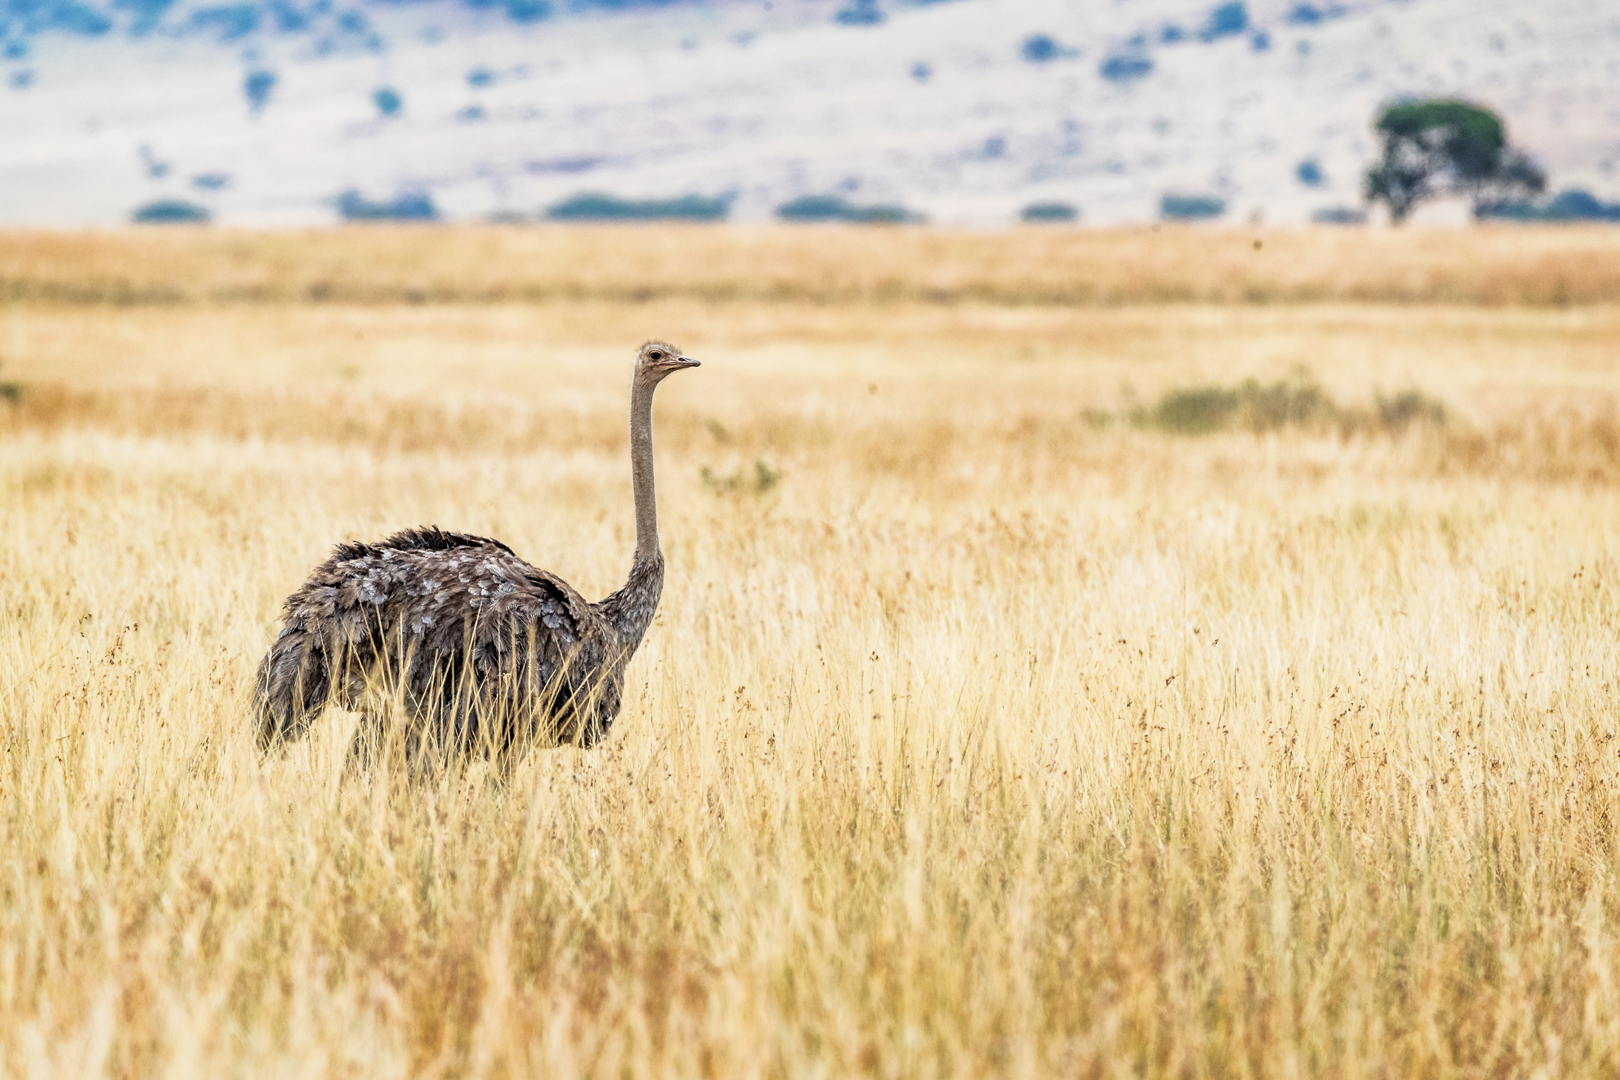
[284,527,608,706]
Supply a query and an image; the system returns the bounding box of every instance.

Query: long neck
[630,374,660,565]
[598,375,666,651]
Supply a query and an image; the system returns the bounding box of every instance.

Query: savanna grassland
[5,225,1620,1078]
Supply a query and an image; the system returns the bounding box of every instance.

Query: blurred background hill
[0,0,1615,225]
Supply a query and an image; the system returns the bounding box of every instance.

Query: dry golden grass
[6,227,1620,1077]
[4,223,1620,306]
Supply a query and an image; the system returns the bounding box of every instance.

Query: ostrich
[253,340,700,766]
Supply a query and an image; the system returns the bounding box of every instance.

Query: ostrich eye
[648,351,664,361]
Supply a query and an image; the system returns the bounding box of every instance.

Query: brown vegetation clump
[5,228,1620,1076]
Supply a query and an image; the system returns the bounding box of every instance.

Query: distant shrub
[701,460,782,497]
[374,87,402,117]
[192,173,230,191]
[1021,33,1076,63]
[1374,389,1447,431]
[1160,193,1226,220]
[118,0,170,32]
[4,38,29,58]
[243,69,276,112]
[335,189,438,221]
[1477,189,1620,222]
[269,0,308,32]
[1250,29,1270,51]
[834,0,883,26]
[32,0,108,35]
[139,144,169,179]
[1286,3,1344,24]
[8,69,33,89]
[776,194,918,223]
[1140,376,1331,436]
[1100,51,1153,82]
[503,0,550,23]
[189,4,259,40]
[910,61,931,81]
[1144,385,1244,435]
[1022,34,1054,61]
[131,199,212,224]
[525,156,604,175]
[545,193,732,222]
[467,67,496,88]
[1159,24,1186,43]
[0,363,21,403]
[1133,371,1448,437]
[1296,159,1324,186]
[456,105,485,122]
[1199,1,1247,41]
[1020,201,1078,223]
[1311,206,1367,225]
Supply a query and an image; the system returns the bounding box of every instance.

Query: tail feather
[254,625,330,751]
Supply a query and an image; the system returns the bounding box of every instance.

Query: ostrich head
[636,341,700,383]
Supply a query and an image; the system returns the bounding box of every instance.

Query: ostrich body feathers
[255,526,663,756]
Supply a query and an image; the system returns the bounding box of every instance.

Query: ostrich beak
[671,355,700,369]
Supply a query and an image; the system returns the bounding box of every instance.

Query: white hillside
[0,0,1616,226]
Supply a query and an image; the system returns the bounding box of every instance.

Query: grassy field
[5,226,1620,1077]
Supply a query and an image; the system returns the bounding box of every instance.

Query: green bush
[1143,377,1334,434]
[1160,193,1226,221]
[1374,389,1446,431]
[1476,189,1620,223]
[776,195,919,223]
[1130,372,1447,436]
[131,199,211,224]
[335,190,438,221]
[700,460,782,496]
[1020,201,1079,223]
[546,193,732,222]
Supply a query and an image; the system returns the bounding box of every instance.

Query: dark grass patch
[700,460,782,496]
[1130,371,1447,436]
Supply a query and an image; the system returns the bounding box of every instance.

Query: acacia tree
[1366,100,1545,223]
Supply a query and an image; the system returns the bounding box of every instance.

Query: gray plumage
[254,341,699,764]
